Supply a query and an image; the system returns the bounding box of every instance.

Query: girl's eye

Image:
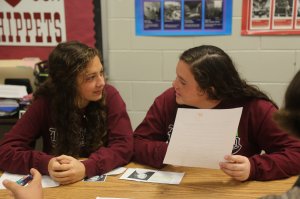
[175,76,186,85]
[86,75,96,81]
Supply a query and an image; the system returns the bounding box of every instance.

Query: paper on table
[163,107,243,169]
[120,168,184,184]
[0,172,59,189]
[0,84,27,99]
[105,167,127,176]
[83,167,127,182]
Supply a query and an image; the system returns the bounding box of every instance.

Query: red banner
[0,0,96,59]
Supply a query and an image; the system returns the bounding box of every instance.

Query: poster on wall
[0,0,96,59]
[241,0,300,35]
[135,0,233,36]
[0,0,66,47]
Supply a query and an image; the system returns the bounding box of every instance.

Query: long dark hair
[180,45,276,107]
[34,41,107,157]
[273,70,300,137]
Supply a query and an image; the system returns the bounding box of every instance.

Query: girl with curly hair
[0,41,133,185]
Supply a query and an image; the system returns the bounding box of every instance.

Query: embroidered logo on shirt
[166,124,174,143]
[232,136,242,154]
[49,127,85,147]
[79,128,86,146]
[49,127,57,146]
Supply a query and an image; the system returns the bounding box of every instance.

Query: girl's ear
[209,86,216,95]
[197,87,205,96]
[205,86,217,99]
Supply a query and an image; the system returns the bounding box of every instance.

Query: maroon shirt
[0,84,133,178]
[133,87,300,181]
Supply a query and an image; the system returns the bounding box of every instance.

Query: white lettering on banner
[0,0,66,46]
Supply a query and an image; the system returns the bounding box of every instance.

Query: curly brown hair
[34,41,107,157]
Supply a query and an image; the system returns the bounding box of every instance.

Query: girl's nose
[97,75,105,87]
[172,78,178,88]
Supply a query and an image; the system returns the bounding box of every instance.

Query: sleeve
[0,98,54,175]
[133,93,171,169]
[82,86,133,177]
[248,102,300,181]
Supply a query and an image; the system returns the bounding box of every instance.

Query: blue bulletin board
[135,0,232,36]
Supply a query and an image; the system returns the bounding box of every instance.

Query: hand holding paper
[163,107,243,169]
[219,154,251,181]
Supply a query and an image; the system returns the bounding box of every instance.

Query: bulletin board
[135,0,233,36]
[241,0,300,35]
[0,0,103,60]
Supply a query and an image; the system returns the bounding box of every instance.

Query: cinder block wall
[102,0,300,129]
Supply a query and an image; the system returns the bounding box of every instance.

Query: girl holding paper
[133,45,300,181]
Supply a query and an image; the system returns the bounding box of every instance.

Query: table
[0,162,297,199]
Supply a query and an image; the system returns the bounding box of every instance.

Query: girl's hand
[219,155,250,181]
[2,168,43,199]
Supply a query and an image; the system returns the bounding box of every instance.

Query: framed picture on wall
[241,0,300,35]
[135,0,233,36]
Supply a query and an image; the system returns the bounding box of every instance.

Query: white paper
[0,172,59,189]
[83,167,127,182]
[84,175,106,182]
[0,99,19,107]
[104,167,127,176]
[120,168,184,184]
[163,107,243,169]
[0,84,28,99]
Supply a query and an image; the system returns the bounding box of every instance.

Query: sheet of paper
[163,107,243,169]
[0,84,28,99]
[84,175,107,182]
[0,172,59,189]
[83,167,127,182]
[105,167,127,176]
[120,168,184,184]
